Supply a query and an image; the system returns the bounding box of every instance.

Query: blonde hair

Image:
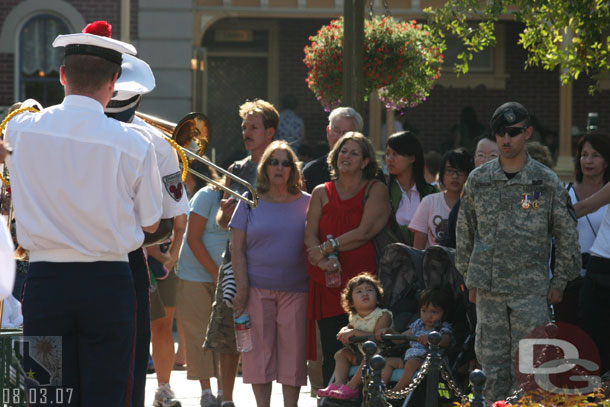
[256,141,303,194]
[239,99,280,130]
[327,132,378,180]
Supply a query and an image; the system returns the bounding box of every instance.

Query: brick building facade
[1,0,609,170]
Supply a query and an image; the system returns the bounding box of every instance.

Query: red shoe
[329,384,359,399]
[317,383,339,397]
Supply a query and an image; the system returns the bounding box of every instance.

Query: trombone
[135,112,258,208]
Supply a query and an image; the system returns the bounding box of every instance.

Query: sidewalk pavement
[145,368,319,407]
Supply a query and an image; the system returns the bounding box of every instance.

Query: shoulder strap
[363,180,379,204]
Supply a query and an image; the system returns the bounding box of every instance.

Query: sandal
[329,384,359,400]
[316,383,339,397]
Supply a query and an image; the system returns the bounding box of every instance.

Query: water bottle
[325,235,341,288]
[234,313,253,352]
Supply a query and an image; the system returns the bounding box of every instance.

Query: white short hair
[328,107,363,132]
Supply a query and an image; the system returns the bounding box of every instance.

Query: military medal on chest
[521,193,531,209]
[532,191,541,209]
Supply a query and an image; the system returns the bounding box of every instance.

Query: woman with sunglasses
[230,141,310,407]
[304,132,391,387]
[385,131,438,246]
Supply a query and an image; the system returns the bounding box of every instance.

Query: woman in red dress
[305,132,391,386]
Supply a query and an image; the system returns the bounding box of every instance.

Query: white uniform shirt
[131,116,189,218]
[6,95,163,262]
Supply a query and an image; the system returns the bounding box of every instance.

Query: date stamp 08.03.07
[3,387,74,406]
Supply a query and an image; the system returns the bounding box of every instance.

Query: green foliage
[303,16,444,111]
[424,0,610,93]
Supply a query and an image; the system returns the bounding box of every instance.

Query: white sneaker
[153,383,181,407]
[200,393,218,407]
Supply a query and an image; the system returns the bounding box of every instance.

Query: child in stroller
[378,287,453,391]
[317,273,393,400]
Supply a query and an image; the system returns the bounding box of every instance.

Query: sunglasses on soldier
[496,126,528,138]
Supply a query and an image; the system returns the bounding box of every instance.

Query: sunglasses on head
[496,126,527,138]
[268,158,292,168]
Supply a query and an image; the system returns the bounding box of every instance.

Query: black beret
[490,102,529,134]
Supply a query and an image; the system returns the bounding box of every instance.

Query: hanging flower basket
[304,16,443,112]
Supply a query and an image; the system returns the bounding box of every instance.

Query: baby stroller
[378,243,425,334]
[382,245,474,407]
[422,246,477,389]
[319,244,476,407]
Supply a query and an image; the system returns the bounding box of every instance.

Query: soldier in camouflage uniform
[456,102,581,404]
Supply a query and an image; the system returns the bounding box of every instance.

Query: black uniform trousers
[23,261,135,407]
[129,248,151,407]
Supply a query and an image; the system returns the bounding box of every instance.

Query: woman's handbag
[363,181,405,260]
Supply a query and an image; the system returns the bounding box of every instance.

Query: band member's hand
[547,287,563,304]
[468,287,477,304]
[0,141,11,164]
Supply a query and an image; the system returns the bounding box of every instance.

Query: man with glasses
[302,107,363,192]
[456,102,580,404]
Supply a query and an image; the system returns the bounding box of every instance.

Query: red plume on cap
[82,21,112,38]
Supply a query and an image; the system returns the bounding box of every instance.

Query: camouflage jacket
[456,155,581,295]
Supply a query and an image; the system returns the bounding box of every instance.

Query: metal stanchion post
[361,341,378,407]
[368,354,389,407]
[470,369,487,407]
[424,331,442,407]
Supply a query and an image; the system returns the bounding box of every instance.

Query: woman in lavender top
[230,141,310,407]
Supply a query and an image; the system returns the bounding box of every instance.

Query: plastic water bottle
[234,313,253,352]
[325,234,341,288]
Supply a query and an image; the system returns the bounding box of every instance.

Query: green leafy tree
[425,0,610,93]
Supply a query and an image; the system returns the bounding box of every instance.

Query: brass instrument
[136,111,258,208]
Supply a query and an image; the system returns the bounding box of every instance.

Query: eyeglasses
[268,158,292,168]
[330,127,349,137]
[496,126,527,138]
[475,153,499,161]
[445,168,467,177]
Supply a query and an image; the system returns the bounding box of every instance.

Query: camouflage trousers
[203,247,238,354]
[474,289,550,405]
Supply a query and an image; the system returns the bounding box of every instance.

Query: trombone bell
[135,111,258,208]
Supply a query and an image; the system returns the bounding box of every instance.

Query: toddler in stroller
[317,273,393,400]
[377,244,476,399]
[378,287,453,391]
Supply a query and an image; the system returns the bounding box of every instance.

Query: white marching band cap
[52,21,136,66]
[105,54,156,113]
[114,54,155,100]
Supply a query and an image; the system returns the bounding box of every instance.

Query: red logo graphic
[515,322,601,396]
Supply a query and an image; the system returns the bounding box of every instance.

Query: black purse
[363,181,405,261]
